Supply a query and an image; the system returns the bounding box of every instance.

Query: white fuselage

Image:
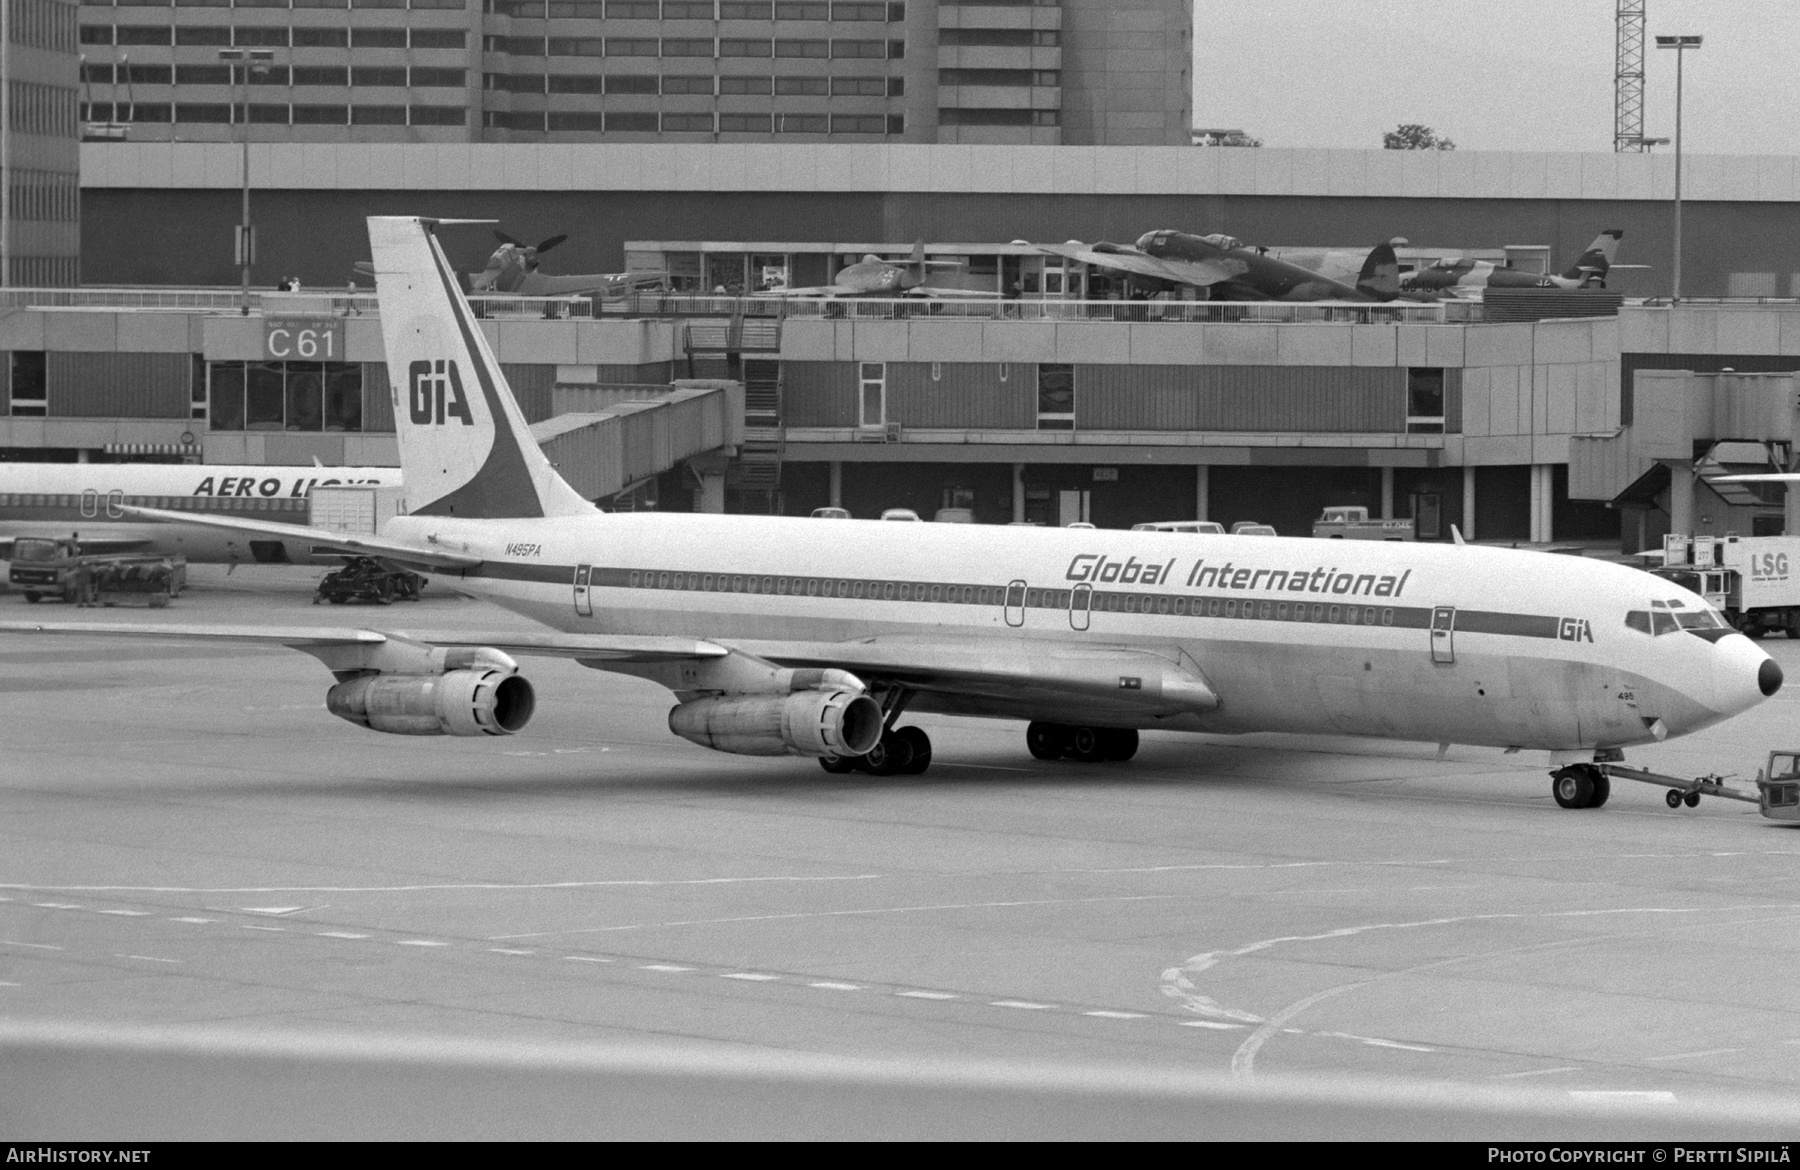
[387,511,1770,752]
[0,464,401,564]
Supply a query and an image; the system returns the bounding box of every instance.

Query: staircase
[683,316,785,511]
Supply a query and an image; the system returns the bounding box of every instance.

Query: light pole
[219,48,274,314]
[1655,34,1702,303]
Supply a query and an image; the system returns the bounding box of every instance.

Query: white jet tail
[366,216,592,520]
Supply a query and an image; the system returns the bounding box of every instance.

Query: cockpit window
[1652,611,1680,635]
[1676,608,1729,630]
[1625,610,1651,635]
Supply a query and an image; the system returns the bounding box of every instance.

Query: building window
[605,111,658,130]
[411,29,466,48]
[831,1,889,19]
[547,111,605,130]
[604,74,657,93]
[351,67,408,87]
[774,39,827,58]
[605,0,657,13]
[174,65,231,85]
[114,26,173,46]
[410,68,467,87]
[719,38,772,57]
[859,362,884,428]
[608,38,660,56]
[548,74,605,93]
[829,114,886,134]
[351,105,407,124]
[660,112,713,131]
[174,27,233,47]
[293,104,350,124]
[1037,363,1073,430]
[208,361,363,433]
[663,1,714,17]
[350,28,406,48]
[294,66,351,86]
[410,105,467,125]
[175,104,231,123]
[775,112,826,133]
[248,104,289,123]
[774,1,826,16]
[233,26,290,47]
[1407,367,1445,434]
[661,74,712,93]
[293,28,350,47]
[774,76,825,95]
[830,76,884,96]
[661,38,714,57]
[719,112,771,132]
[719,75,770,94]
[830,39,885,58]
[719,2,770,16]
[125,64,173,84]
[9,352,46,417]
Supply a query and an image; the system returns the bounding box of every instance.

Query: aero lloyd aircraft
[0,463,401,563]
[0,217,1782,810]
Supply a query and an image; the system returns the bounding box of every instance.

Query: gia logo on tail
[408,359,474,427]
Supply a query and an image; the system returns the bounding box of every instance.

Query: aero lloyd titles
[1066,554,1413,599]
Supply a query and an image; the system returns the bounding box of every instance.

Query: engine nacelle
[326,668,536,737]
[667,688,882,758]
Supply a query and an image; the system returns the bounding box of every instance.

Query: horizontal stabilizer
[116,504,483,569]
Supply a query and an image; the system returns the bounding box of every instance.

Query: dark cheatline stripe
[0,494,310,522]
[466,560,1566,641]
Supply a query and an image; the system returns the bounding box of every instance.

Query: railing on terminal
[0,287,1510,324]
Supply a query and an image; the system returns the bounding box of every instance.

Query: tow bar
[1549,749,1800,819]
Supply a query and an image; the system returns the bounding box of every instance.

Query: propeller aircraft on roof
[760,241,1004,298]
[1402,230,1632,298]
[1031,230,1402,302]
[353,230,666,300]
[2,215,1780,815]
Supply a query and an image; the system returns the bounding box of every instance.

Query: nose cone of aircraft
[1711,633,1782,718]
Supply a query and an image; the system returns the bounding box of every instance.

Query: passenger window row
[0,493,305,511]
[623,568,1397,626]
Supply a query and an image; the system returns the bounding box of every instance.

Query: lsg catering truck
[1657,534,1800,639]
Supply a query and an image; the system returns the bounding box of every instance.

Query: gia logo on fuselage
[409,359,474,427]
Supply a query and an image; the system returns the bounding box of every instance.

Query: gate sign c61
[264,319,344,361]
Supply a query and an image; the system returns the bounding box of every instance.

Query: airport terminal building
[7,141,1800,545]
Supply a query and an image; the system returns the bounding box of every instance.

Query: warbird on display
[353,231,666,299]
[1032,231,1402,302]
[762,241,1004,298]
[0,217,1780,809]
[1401,230,1628,297]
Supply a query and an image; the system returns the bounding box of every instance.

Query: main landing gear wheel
[1665,788,1684,809]
[1104,729,1140,762]
[894,725,932,775]
[859,729,915,777]
[1069,726,1110,764]
[1551,765,1599,809]
[1586,773,1610,808]
[1026,722,1138,764]
[1027,721,1068,761]
[819,754,857,774]
[1684,790,1701,808]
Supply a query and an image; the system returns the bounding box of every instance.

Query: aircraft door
[574,563,593,617]
[1004,579,1026,627]
[80,489,97,518]
[1430,606,1456,664]
[1069,583,1091,631]
[106,489,124,518]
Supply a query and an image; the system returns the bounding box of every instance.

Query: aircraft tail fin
[366,216,593,520]
[1355,241,1401,301]
[1562,229,1624,286]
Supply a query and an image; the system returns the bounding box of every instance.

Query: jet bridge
[529,380,744,506]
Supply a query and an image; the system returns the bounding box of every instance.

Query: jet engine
[667,687,882,758]
[326,667,536,737]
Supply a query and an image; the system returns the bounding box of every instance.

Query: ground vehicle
[933,508,974,523]
[809,507,851,519]
[1311,506,1415,541]
[314,557,426,605]
[880,508,921,521]
[1065,521,1095,529]
[1657,534,1800,638]
[9,537,186,606]
[1231,522,1278,536]
[1131,521,1227,535]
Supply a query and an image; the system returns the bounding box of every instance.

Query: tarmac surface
[5,564,1800,1131]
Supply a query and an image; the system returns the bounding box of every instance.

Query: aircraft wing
[1705,473,1800,483]
[1033,243,1246,288]
[726,634,1219,715]
[904,286,1010,299]
[528,272,665,297]
[750,285,860,297]
[0,620,730,664]
[115,504,484,570]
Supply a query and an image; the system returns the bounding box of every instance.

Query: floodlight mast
[219,48,276,314]
[1655,34,1702,303]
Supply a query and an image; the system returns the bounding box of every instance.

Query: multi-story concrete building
[5,0,81,287]
[72,0,1191,146]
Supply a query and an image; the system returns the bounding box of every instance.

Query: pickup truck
[1311,506,1415,541]
[9,536,186,606]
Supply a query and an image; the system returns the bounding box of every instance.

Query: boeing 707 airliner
[0,217,1781,812]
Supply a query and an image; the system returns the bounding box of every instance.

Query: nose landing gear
[1025,721,1139,763]
[1551,765,1611,809]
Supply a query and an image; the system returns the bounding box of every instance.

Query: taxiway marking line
[97,910,149,917]
[0,940,61,950]
[1178,1020,1246,1030]
[1085,1010,1147,1019]
[564,956,612,963]
[639,964,693,972]
[0,875,882,895]
[396,940,447,947]
[239,925,284,932]
[317,932,368,940]
[33,903,81,910]
[1497,1067,1581,1079]
[119,955,181,964]
[1569,1091,1677,1103]
[720,972,779,982]
[489,948,535,956]
[897,990,957,1000]
[1643,1047,1744,1062]
[991,1000,1055,1010]
[170,917,215,924]
[810,981,860,990]
[490,893,1187,940]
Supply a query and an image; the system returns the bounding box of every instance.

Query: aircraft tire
[1666,788,1684,809]
[1027,721,1067,761]
[1586,773,1610,808]
[22,592,39,603]
[863,731,913,777]
[1103,729,1139,762]
[819,754,857,774]
[1684,790,1701,808]
[1069,727,1109,764]
[896,726,932,774]
[1552,766,1595,809]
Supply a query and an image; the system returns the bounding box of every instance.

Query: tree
[1382,124,1455,151]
